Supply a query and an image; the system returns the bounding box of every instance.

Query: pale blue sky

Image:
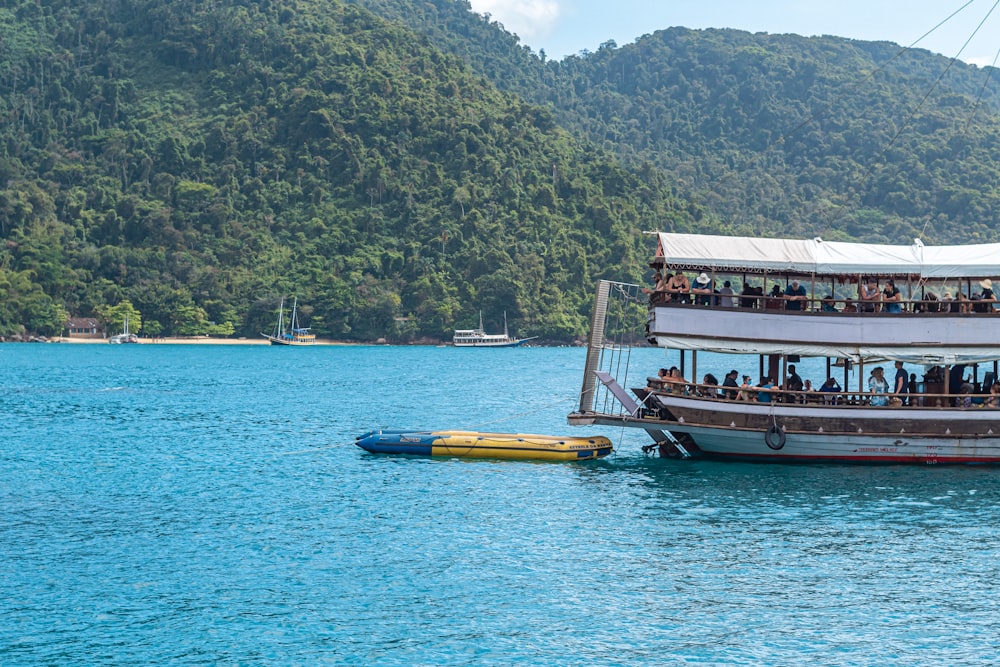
[468,0,1000,65]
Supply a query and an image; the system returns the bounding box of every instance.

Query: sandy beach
[53,336,357,345]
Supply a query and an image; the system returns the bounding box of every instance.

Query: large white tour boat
[568,232,1000,464]
[453,311,536,347]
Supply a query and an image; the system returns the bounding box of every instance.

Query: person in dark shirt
[893,360,909,406]
[721,369,740,399]
[785,364,804,403]
[882,279,902,313]
[949,364,967,397]
[784,280,808,311]
[786,365,804,391]
[977,278,996,313]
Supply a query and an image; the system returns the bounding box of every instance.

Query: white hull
[453,311,535,348]
[663,422,1000,464]
[453,338,534,348]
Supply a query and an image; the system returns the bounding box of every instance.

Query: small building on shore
[65,317,104,339]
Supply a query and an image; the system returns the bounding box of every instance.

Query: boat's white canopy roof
[656,233,1000,278]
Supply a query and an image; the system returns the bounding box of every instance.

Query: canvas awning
[655,233,1000,279]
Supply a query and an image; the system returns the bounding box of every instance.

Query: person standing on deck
[691,273,714,306]
[719,281,735,308]
[882,279,903,313]
[784,280,808,311]
[860,277,881,312]
[722,369,740,399]
[977,279,996,312]
[785,364,804,402]
[893,360,909,406]
[664,272,691,304]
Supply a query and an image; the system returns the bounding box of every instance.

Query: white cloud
[964,55,997,68]
[468,0,561,43]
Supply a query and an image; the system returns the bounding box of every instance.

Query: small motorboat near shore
[355,429,613,461]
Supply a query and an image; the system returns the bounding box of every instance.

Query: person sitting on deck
[646,367,671,392]
[821,295,838,312]
[956,383,974,408]
[868,367,890,406]
[860,277,881,312]
[641,271,669,305]
[985,383,1000,408]
[842,296,857,313]
[719,281,736,308]
[670,368,691,394]
[955,291,972,313]
[882,279,903,313]
[740,283,763,309]
[656,367,687,394]
[764,284,784,310]
[722,369,740,399]
[922,291,940,313]
[802,379,821,403]
[699,373,721,398]
[756,377,775,403]
[976,279,996,313]
[738,375,755,401]
[942,292,956,312]
[784,280,808,311]
[819,377,841,405]
[664,272,691,304]
[691,273,714,306]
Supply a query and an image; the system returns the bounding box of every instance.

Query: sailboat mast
[277,298,285,336]
[503,311,509,338]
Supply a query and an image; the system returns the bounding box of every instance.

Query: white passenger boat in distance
[568,232,1000,464]
[453,311,536,347]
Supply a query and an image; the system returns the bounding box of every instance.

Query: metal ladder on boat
[579,280,689,459]
[593,371,690,459]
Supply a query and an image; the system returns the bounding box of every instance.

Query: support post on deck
[579,280,612,413]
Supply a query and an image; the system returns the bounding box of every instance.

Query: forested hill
[0,0,695,340]
[6,0,1000,342]
[357,0,1000,245]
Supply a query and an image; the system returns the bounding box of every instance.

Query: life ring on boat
[765,424,786,450]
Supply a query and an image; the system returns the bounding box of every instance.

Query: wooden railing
[649,293,998,315]
[642,380,999,409]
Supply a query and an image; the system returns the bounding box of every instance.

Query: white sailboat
[108,315,138,344]
[453,311,536,347]
[261,297,316,346]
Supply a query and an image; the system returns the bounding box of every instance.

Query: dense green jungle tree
[7,0,1000,342]
[0,0,695,341]
[355,0,1000,245]
[96,299,142,337]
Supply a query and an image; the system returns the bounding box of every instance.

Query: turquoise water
[2,344,999,665]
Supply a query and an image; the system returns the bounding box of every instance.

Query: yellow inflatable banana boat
[355,429,613,461]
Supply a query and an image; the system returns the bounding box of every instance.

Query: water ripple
[2,345,999,665]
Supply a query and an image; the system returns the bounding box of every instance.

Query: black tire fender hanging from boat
[765,424,786,450]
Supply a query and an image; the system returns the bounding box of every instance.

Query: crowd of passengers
[647,362,1000,408]
[643,271,998,313]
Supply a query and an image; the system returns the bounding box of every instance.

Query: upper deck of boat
[647,296,1000,364]
[644,232,1000,363]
